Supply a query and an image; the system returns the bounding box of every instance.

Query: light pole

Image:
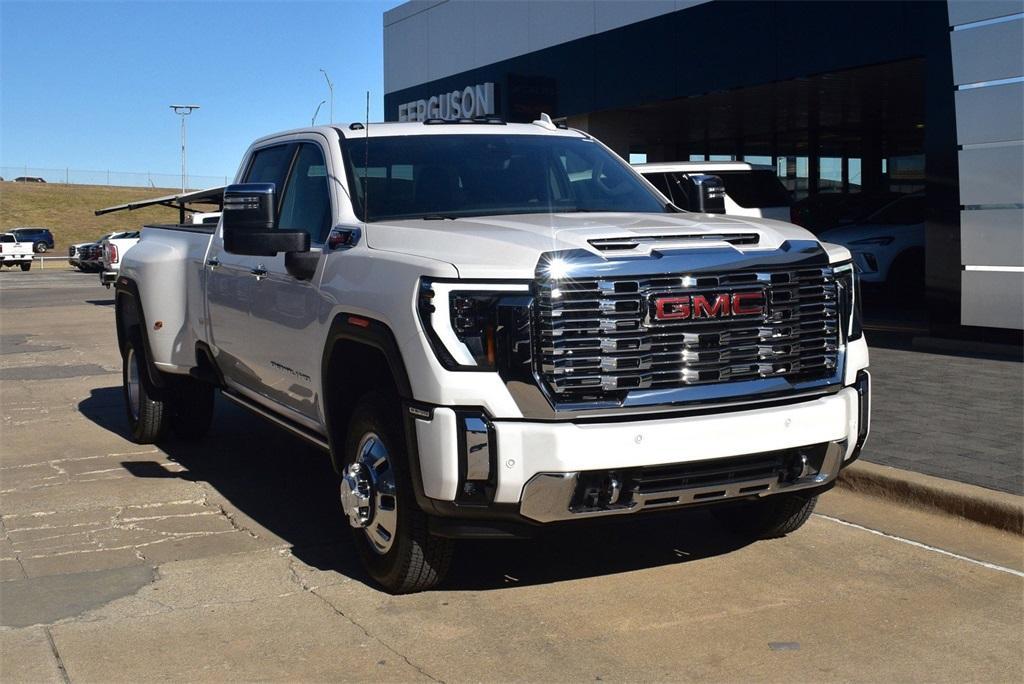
[312,100,326,126]
[320,68,334,123]
[169,104,200,193]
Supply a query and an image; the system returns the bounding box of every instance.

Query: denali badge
[651,292,766,321]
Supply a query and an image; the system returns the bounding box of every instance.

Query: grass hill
[0,182,188,251]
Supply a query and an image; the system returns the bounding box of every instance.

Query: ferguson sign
[398,83,496,122]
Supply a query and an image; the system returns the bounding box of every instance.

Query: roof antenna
[533,112,557,130]
[363,90,370,225]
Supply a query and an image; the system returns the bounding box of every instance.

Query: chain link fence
[1,166,230,190]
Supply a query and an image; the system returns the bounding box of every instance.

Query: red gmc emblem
[652,292,766,321]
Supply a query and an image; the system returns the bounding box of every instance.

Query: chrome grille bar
[535,267,840,397]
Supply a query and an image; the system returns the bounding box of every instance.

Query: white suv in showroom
[635,161,792,222]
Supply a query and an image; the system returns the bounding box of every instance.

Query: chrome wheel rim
[340,432,398,555]
[126,347,141,421]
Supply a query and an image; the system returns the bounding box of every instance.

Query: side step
[221,391,330,452]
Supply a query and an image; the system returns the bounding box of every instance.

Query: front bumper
[412,378,869,525]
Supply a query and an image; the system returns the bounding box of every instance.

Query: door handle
[250,265,267,280]
[207,257,220,269]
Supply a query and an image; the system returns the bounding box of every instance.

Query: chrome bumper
[519,440,845,523]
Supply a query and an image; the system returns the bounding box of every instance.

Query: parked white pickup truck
[0,232,34,270]
[99,231,140,287]
[112,119,870,593]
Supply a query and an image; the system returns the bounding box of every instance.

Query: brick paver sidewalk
[863,341,1023,495]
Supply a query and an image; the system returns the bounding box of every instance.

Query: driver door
[206,142,295,393]
[247,141,333,423]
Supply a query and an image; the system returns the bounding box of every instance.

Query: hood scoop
[588,233,760,253]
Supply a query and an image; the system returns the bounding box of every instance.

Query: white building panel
[961,209,1024,267]
[958,145,1024,206]
[947,0,1023,26]
[950,18,1024,85]
[427,0,477,87]
[955,82,1024,145]
[384,10,432,93]
[962,270,1024,329]
[472,1,531,70]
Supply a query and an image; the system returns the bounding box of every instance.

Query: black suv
[10,228,55,253]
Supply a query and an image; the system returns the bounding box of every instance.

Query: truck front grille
[535,266,839,399]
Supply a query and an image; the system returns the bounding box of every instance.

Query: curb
[837,461,1024,535]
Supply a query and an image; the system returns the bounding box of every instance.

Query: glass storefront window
[847,158,862,193]
[744,155,773,167]
[777,156,810,200]
[819,157,843,193]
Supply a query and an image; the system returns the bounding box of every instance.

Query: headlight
[418,279,532,371]
[849,236,894,246]
[833,262,863,342]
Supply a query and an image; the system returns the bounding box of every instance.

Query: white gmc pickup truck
[114,119,870,593]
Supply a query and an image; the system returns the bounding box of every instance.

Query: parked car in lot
[13,176,46,183]
[635,162,792,221]
[819,192,925,289]
[10,227,55,253]
[0,232,34,270]
[78,242,107,272]
[109,119,869,593]
[70,238,110,271]
[100,231,142,287]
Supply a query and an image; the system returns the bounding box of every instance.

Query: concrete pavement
[2,269,1022,682]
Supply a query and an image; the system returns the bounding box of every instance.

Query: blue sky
[1,0,401,178]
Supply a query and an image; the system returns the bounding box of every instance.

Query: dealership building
[383,0,1024,338]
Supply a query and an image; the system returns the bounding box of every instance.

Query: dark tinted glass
[345,134,668,222]
[642,172,682,206]
[713,170,792,208]
[278,143,332,241]
[873,195,926,225]
[1,235,14,243]
[244,144,294,192]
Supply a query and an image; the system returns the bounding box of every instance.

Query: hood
[366,212,818,279]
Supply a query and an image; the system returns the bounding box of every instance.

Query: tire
[712,492,818,539]
[20,262,30,271]
[168,376,215,440]
[34,242,47,253]
[341,391,453,593]
[122,331,169,443]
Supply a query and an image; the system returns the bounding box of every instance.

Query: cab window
[244,144,294,194]
[277,143,332,242]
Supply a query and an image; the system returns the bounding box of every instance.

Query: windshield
[345,134,668,222]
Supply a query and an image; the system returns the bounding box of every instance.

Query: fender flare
[320,313,436,511]
[113,276,167,393]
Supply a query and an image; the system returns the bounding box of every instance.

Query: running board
[222,391,330,452]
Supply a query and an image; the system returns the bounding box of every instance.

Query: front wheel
[712,492,818,539]
[340,391,453,593]
[20,262,30,271]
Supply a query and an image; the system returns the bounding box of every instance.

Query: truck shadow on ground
[80,386,756,592]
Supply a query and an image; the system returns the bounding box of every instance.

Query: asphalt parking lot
[1,269,1022,682]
